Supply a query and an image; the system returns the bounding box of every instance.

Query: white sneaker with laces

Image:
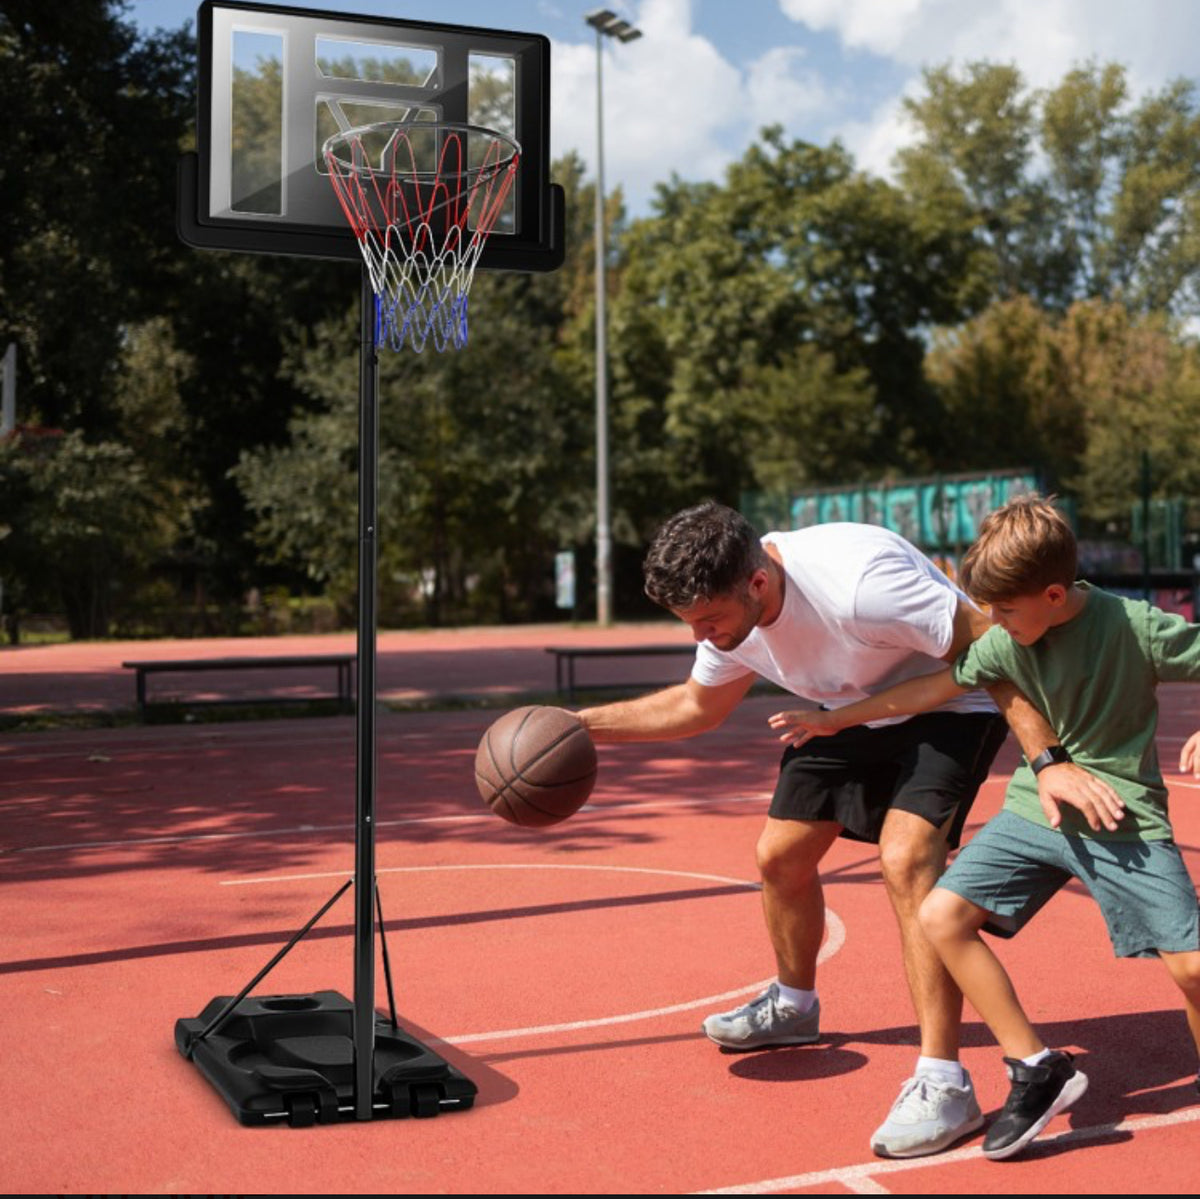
[870,1069,984,1158]
[701,983,820,1050]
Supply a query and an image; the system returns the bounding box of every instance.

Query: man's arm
[577,673,755,743]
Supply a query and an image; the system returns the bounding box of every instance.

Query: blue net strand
[375,291,469,354]
[366,226,480,352]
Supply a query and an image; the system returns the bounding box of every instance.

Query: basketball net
[323,120,520,353]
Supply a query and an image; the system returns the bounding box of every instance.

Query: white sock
[915,1055,965,1087]
[775,982,817,1013]
[1022,1048,1054,1067]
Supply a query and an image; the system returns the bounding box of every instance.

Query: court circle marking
[237,861,845,1046]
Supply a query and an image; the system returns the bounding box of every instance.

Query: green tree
[901,61,1200,317]
[0,431,164,638]
[605,126,982,536]
[926,296,1200,525]
[1060,303,1200,521]
[0,1,194,433]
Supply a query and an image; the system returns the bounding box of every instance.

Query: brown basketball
[474,705,598,827]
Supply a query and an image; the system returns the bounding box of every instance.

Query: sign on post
[555,551,576,610]
[1,343,15,436]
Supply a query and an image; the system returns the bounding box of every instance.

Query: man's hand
[767,707,845,749]
[1180,732,1200,778]
[1036,762,1126,832]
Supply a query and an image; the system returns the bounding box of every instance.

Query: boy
[769,494,1200,1160]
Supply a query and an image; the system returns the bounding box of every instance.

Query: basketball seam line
[474,768,597,791]
[482,713,595,818]
[493,711,594,788]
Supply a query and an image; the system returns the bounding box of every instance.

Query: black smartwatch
[1030,745,1072,774]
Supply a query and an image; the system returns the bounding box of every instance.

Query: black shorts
[769,711,1008,847]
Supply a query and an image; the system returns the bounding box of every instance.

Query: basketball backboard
[179,0,563,270]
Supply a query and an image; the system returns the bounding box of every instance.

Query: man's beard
[710,589,764,651]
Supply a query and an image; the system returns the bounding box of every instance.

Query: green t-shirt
[952,584,1200,841]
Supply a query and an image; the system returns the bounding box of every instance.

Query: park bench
[122,653,355,718]
[545,644,695,703]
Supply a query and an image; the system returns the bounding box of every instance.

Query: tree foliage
[901,61,1200,317]
[0,431,164,638]
[927,296,1200,524]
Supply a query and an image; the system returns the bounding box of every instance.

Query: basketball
[474,705,598,827]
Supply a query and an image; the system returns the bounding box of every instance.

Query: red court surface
[3,637,1200,1194]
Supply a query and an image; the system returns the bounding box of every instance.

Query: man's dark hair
[642,501,768,610]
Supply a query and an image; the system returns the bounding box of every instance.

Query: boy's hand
[768,707,845,749]
[1036,762,1125,832]
[1180,732,1200,778]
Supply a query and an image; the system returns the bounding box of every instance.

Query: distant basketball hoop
[324,120,520,353]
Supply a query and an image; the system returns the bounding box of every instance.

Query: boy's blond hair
[959,494,1077,603]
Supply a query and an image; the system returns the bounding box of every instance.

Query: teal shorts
[939,809,1200,959]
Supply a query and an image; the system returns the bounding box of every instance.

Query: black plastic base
[175,991,477,1126]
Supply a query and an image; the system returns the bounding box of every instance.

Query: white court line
[221,861,846,1046]
[443,977,779,1045]
[843,1178,891,1195]
[7,792,770,855]
[693,1105,1200,1194]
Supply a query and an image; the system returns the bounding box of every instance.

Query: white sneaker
[701,983,820,1050]
[870,1070,984,1158]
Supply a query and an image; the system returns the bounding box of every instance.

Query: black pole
[354,267,380,1119]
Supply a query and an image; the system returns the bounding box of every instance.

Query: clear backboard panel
[180,1,563,270]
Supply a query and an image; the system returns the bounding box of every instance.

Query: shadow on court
[0,701,791,883]
[0,880,758,976]
[725,1010,1198,1125]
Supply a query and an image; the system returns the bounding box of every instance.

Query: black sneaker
[982,1050,1088,1161]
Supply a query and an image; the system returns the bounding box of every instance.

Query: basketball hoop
[323,119,520,353]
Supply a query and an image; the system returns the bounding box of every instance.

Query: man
[577,501,1123,1157]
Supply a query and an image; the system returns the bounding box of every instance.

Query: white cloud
[551,0,845,213]
[778,0,1200,181]
[746,47,840,134]
[780,0,1200,87]
[838,92,920,180]
[548,0,1200,212]
[551,0,745,213]
[781,0,932,59]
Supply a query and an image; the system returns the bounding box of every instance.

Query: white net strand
[324,122,520,354]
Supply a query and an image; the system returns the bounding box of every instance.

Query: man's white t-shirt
[691,523,997,724]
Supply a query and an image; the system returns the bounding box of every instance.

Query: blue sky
[125,0,1200,216]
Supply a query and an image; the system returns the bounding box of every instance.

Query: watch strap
[1030,745,1072,774]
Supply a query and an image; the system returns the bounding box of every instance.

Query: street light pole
[586,9,641,627]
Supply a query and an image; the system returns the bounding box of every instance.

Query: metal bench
[122,653,355,717]
[545,644,694,703]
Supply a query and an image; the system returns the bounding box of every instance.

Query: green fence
[743,470,1050,554]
